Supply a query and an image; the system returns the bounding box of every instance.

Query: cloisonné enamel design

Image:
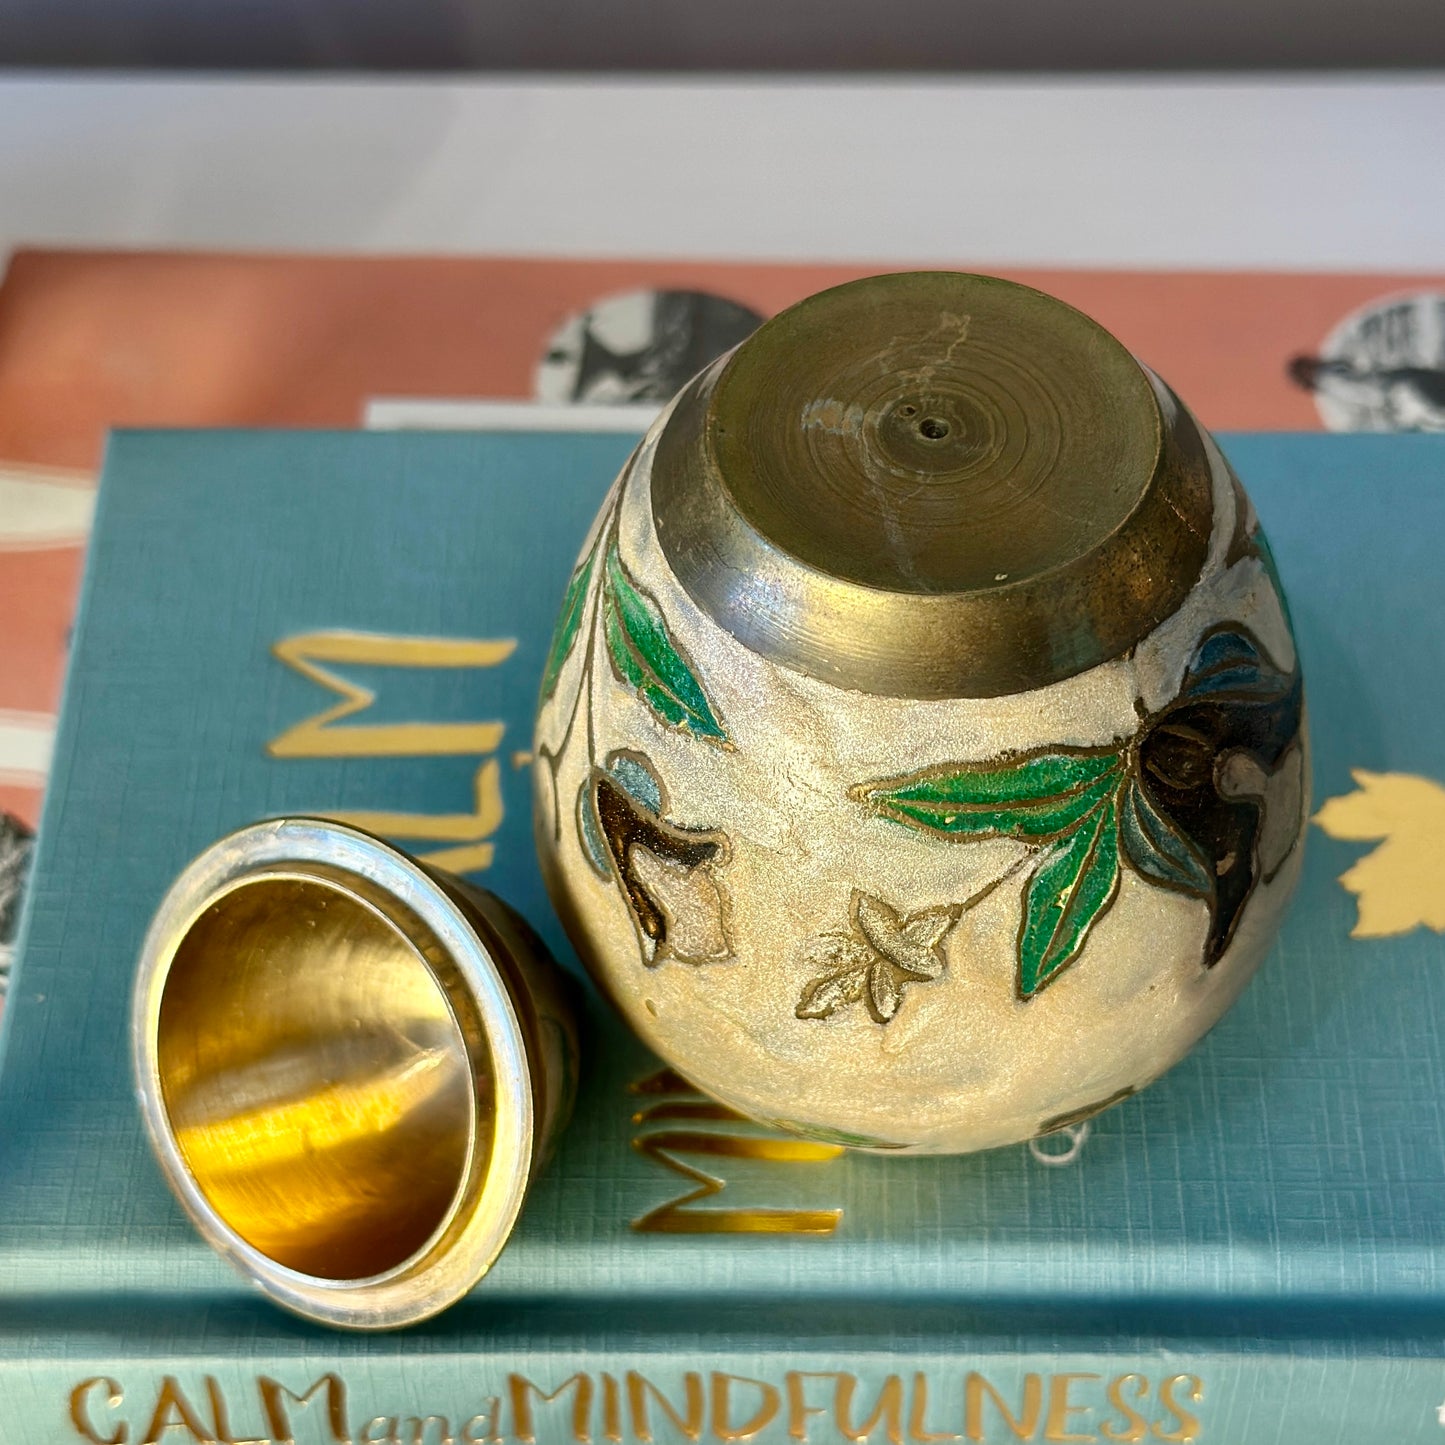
[853,625,1304,1000]
[535,273,1310,1155]
[539,468,728,751]
[581,751,733,969]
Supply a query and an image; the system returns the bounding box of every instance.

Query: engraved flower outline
[795,890,962,1025]
[579,750,733,969]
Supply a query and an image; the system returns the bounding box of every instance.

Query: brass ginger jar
[534,272,1307,1155]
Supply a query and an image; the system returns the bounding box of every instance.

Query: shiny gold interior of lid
[651,272,1215,698]
[156,872,488,1282]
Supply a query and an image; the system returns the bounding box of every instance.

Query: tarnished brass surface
[651,272,1215,698]
[132,818,576,1330]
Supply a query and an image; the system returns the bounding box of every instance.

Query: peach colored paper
[2,249,1442,832]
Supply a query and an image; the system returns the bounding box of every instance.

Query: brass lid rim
[131,817,536,1331]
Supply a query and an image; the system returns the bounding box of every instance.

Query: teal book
[2,428,1445,1444]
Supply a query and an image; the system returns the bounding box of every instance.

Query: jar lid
[131,817,575,1330]
[651,271,1215,699]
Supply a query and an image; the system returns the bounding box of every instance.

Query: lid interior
[157,868,487,1282]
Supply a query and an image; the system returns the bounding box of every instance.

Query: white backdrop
[1,75,1442,270]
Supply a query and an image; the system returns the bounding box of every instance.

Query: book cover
[1,425,1444,1442]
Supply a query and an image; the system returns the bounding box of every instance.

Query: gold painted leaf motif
[1314,770,1445,938]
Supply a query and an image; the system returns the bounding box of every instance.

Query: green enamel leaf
[1118,775,1214,897]
[879,770,1121,840]
[603,601,688,727]
[889,748,1120,805]
[858,749,1123,841]
[540,535,600,703]
[601,543,728,745]
[1017,797,1120,998]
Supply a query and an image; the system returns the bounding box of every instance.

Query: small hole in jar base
[897,403,918,418]
[919,417,950,440]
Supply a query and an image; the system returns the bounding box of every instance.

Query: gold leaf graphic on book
[1314,770,1445,938]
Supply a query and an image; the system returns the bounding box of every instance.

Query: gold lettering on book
[509,1373,594,1444]
[64,1369,1212,1444]
[908,1374,960,1443]
[835,1375,905,1445]
[1101,1376,1150,1444]
[139,1377,211,1445]
[629,1069,844,1235]
[207,1375,268,1445]
[357,1418,455,1445]
[628,1371,705,1442]
[1152,1377,1203,1444]
[258,1373,351,1444]
[1044,1374,1101,1443]
[785,1373,836,1442]
[269,633,514,758]
[332,758,504,871]
[710,1374,781,1442]
[601,1375,625,1444]
[268,631,516,872]
[965,1372,1043,1441]
[70,1379,126,1445]
[463,1406,502,1445]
